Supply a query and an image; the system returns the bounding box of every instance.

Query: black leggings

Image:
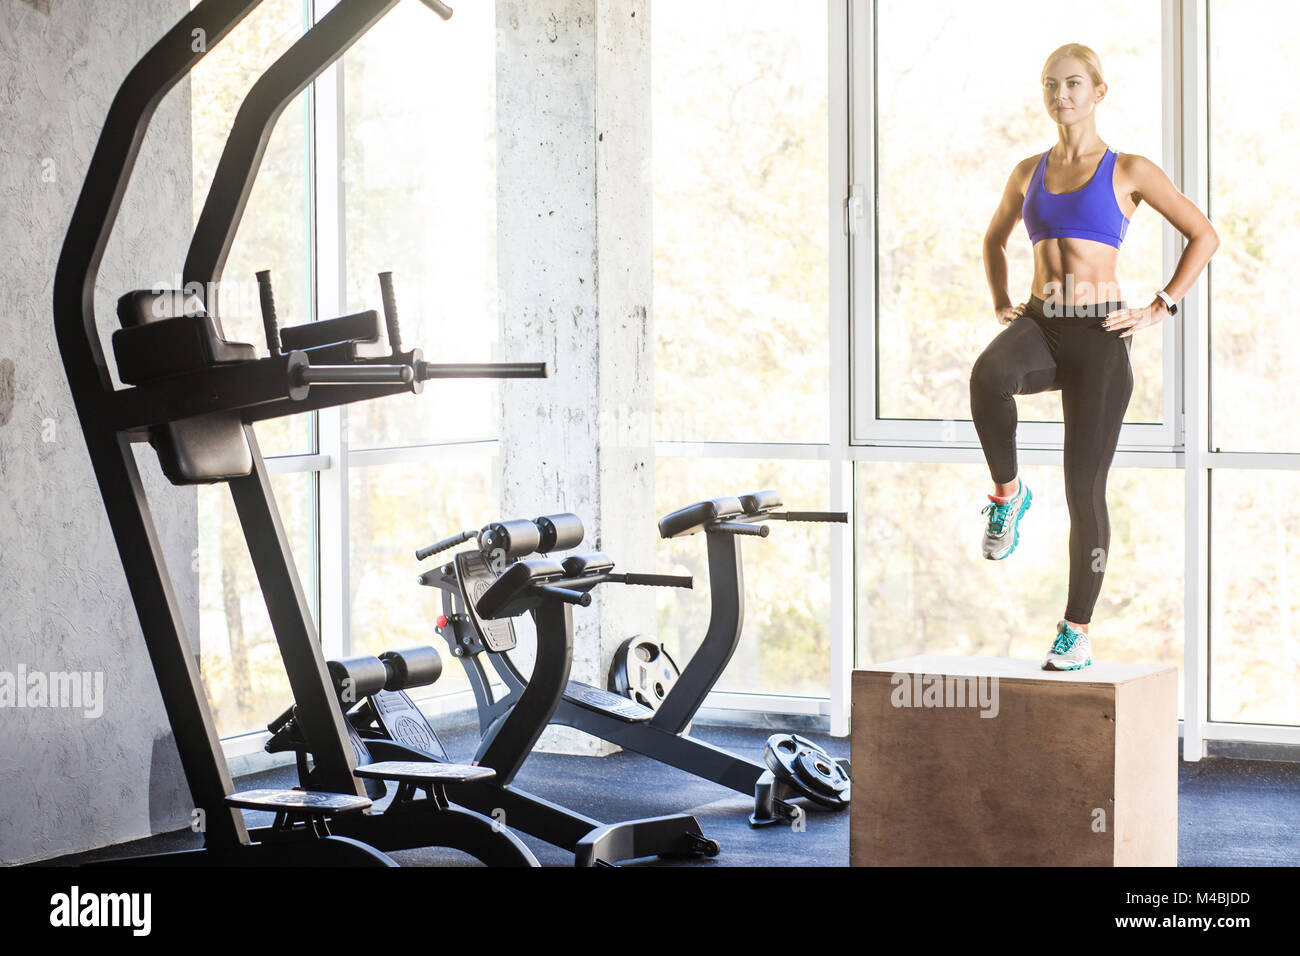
[969,295,1133,625]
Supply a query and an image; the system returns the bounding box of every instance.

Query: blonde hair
[1041,43,1105,87]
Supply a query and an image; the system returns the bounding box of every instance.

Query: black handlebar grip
[378,271,402,355]
[415,529,477,561]
[266,704,296,735]
[781,510,850,523]
[711,520,771,537]
[536,584,593,607]
[256,269,281,357]
[617,572,694,589]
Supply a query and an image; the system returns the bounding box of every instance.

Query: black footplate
[226,789,372,815]
[563,680,655,722]
[454,551,518,651]
[370,689,448,760]
[353,761,497,784]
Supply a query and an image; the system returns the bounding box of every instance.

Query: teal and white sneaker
[980,480,1032,560]
[1043,620,1093,671]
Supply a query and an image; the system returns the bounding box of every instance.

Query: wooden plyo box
[851,656,1178,866]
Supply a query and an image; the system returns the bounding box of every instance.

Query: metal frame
[1176,0,1212,760]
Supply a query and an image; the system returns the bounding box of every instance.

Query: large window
[194,2,1298,754]
[193,0,313,738]
[653,0,831,446]
[656,458,833,699]
[652,0,834,706]
[849,0,1297,753]
[341,0,499,451]
[860,1,1168,445]
[1208,1,1300,455]
[854,462,1185,714]
[1207,0,1300,728]
[195,0,497,740]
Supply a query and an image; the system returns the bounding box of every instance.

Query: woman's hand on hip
[996,303,1026,326]
[1102,298,1170,338]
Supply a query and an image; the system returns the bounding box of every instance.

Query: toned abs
[1023,152,1142,306]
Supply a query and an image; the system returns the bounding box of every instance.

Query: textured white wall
[0,0,197,863]
[497,0,655,755]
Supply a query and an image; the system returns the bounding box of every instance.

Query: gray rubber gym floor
[45,723,1300,867]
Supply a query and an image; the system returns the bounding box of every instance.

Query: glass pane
[348,456,498,702]
[199,472,316,739]
[1210,470,1300,725]
[874,3,1163,426]
[653,1,831,443]
[655,458,831,697]
[855,462,1184,715]
[1208,1,1300,453]
[341,2,499,451]
[190,0,313,457]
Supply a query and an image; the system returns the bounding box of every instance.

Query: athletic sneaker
[980,480,1032,560]
[1043,619,1093,671]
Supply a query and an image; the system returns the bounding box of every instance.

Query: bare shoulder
[1008,152,1044,193]
[1114,152,1169,202]
[1115,151,1164,183]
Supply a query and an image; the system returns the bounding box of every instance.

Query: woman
[971,42,1218,670]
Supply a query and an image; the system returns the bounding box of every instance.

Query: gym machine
[270,520,721,866]
[421,494,852,827]
[53,0,547,865]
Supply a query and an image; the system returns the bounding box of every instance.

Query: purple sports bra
[1021,147,1130,249]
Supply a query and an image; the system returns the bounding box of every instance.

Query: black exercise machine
[420,493,852,827]
[269,521,721,866]
[54,0,548,865]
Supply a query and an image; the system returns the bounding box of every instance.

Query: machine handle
[535,584,592,607]
[772,511,849,524]
[710,520,771,537]
[608,572,694,589]
[293,364,414,386]
[266,704,295,736]
[415,361,549,380]
[256,269,282,357]
[416,529,477,561]
[378,271,403,355]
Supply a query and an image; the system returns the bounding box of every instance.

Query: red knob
[436,615,448,629]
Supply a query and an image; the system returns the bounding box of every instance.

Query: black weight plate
[608,637,681,711]
[793,748,850,799]
[763,733,850,809]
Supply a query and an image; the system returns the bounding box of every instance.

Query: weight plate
[763,733,850,809]
[608,637,681,712]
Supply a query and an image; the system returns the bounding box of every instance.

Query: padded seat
[279,309,381,352]
[111,288,256,485]
[354,761,496,784]
[226,788,372,815]
[657,496,744,539]
[560,551,614,577]
[113,314,257,384]
[739,490,782,514]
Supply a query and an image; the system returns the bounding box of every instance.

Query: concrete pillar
[496,0,653,755]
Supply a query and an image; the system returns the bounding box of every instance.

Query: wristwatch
[1154,289,1178,316]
